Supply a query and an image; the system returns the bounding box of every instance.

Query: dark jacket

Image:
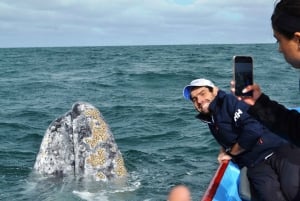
[197,90,287,168]
[248,93,300,147]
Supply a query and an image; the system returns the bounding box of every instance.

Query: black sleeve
[248,93,300,146]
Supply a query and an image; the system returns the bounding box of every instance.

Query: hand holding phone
[233,56,253,97]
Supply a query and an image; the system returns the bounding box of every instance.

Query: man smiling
[183,78,300,201]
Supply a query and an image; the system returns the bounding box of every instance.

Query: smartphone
[233,56,253,97]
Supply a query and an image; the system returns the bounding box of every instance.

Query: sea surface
[1,44,300,201]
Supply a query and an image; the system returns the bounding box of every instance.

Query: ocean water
[1,44,300,201]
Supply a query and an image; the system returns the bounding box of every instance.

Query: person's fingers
[219,154,232,161]
[230,80,236,93]
[240,97,255,106]
[242,85,254,93]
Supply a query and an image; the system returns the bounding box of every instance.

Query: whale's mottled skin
[34,102,127,181]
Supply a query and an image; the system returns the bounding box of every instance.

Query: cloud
[0,0,276,47]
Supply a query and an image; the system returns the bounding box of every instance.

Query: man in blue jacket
[183,78,300,201]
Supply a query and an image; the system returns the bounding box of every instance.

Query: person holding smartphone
[231,0,300,147]
[183,78,300,201]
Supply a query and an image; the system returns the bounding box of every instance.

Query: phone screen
[233,56,253,96]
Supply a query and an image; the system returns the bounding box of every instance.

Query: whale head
[34,102,127,181]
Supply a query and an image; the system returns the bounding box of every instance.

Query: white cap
[183,78,215,100]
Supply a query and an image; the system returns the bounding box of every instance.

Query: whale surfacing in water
[34,102,127,181]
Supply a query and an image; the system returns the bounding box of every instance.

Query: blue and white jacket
[196,90,287,168]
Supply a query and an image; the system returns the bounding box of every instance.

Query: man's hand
[218,149,232,164]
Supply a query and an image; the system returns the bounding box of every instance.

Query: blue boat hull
[213,161,241,201]
[201,161,244,201]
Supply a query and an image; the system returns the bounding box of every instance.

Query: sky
[0,0,277,48]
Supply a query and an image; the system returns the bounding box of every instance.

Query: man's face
[190,86,216,114]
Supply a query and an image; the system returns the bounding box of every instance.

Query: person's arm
[228,142,246,156]
[248,93,300,146]
[217,142,245,164]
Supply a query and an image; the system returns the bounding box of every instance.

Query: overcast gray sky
[0,0,277,48]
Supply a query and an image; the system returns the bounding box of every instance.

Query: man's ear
[213,87,219,96]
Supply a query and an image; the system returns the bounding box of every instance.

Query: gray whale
[34,102,127,181]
